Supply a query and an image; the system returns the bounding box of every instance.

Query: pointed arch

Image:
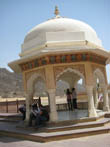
[56,67,85,87]
[27,73,46,95]
[93,68,106,87]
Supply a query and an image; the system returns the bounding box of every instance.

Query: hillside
[0,68,24,98]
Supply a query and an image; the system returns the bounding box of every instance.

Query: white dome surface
[21,16,102,55]
[24,17,99,43]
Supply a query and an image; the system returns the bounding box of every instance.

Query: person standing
[38,97,41,106]
[72,88,77,109]
[66,89,72,110]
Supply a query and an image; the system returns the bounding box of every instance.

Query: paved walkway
[0,134,110,147]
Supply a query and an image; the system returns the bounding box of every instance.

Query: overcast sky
[0,0,110,82]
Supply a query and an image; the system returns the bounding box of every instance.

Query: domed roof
[22,6,102,54]
[24,17,98,43]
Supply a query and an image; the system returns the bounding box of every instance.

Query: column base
[49,111,58,122]
[88,108,97,117]
[103,106,109,111]
[26,109,30,121]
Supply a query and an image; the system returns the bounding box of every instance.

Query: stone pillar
[106,58,110,108]
[101,85,109,111]
[48,89,58,122]
[45,65,58,122]
[93,87,98,109]
[85,63,97,117]
[86,86,97,117]
[25,91,33,122]
[46,91,50,112]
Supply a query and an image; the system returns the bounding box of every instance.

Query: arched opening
[93,68,106,110]
[32,77,49,106]
[26,73,50,121]
[55,68,87,120]
[27,73,48,104]
[56,68,85,88]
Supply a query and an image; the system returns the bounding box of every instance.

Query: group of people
[66,88,77,110]
[28,101,49,127]
[19,89,77,127]
[19,97,49,128]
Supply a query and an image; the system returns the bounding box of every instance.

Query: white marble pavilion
[8,6,110,123]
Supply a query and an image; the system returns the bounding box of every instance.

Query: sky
[0,0,110,82]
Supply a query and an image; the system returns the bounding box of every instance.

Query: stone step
[0,125,110,143]
[0,113,22,122]
[0,118,19,123]
[45,118,110,133]
[0,113,19,117]
[0,130,45,143]
[46,115,105,128]
[43,126,110,142]
[0,117,110,143]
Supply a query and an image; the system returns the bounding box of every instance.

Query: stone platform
[0,110,110,143]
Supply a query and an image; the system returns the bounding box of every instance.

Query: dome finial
[54,6,59,16]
